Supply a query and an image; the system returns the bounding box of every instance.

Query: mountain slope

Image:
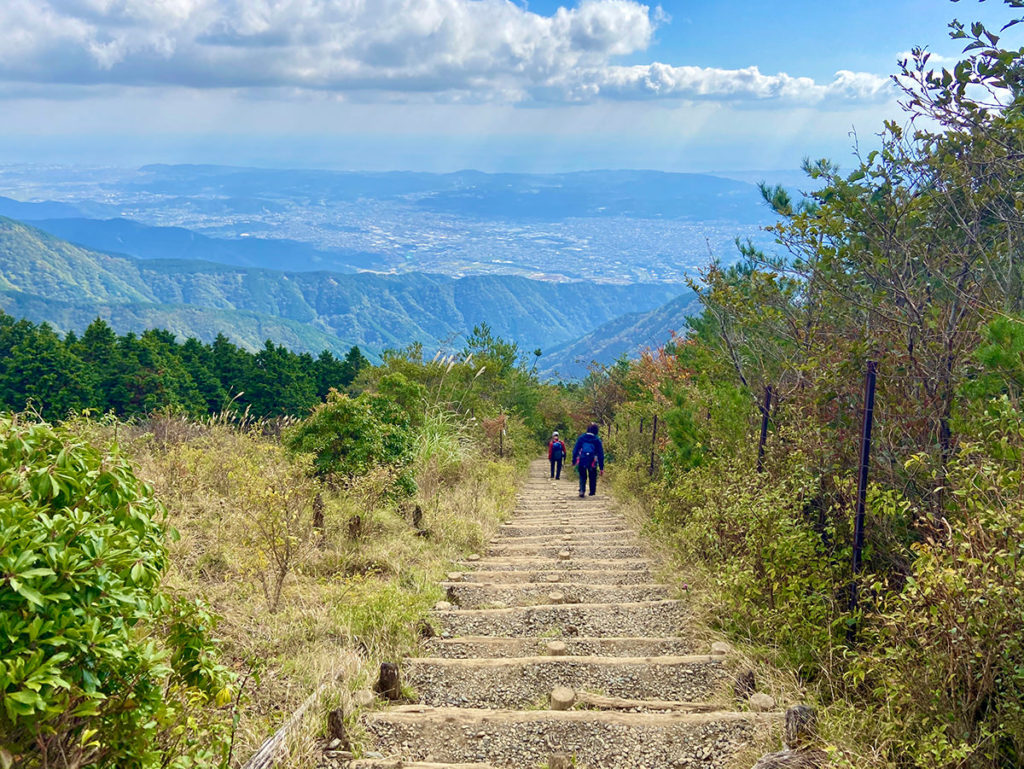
[0,217,686,359]
[539,292,703,380]
[30,217,386,272]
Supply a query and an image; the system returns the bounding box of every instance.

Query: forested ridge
[0,313,370,420]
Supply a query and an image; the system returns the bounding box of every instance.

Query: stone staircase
[353,459,782,768]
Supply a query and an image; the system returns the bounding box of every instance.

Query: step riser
[462,559,650,571]
[407,658,729,709]
[487,545,645,558]
[497,526,629,538]
[424,637,702,659]
[442,583,670,608]
[363,714,767,769]
[435,602,688,638]
[454,570,659,585]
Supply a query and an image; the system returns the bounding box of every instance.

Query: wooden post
[848,361,878,620]
[756,385,773,473]
[649,415,658,475]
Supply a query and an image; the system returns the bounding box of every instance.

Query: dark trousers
[550,458,563,479]
[578,464,598,496]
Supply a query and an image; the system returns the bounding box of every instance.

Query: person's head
[552,431,559,439]
[587,422,599,435]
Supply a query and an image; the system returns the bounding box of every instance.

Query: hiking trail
[350,459,783,768]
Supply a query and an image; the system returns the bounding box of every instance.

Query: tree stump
[785,705,818,749]
[347,514,362,541]
[416,619,435,639]
[733,668,756,700]
[412,504,423,529]
[374,662,402,701]
[312,493,325,536]
[326,708,350,748]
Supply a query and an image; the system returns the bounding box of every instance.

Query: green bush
[0,416,233,769]
[285,391,415,495]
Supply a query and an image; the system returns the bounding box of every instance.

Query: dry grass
[608,477,806,766]
[67,414,524,766]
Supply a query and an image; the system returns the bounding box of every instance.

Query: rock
[447,571,464,582]
[749,692,777,712]
[549,752,572,769]
[562,528,573,534]
[434,601,453,611]
[327,738,341,750]
[558,550,571,560]
[374,662,402,701]
[352,689,376,708]
[561,536,572,542]
[550,686,576,710]
[364,751,384,759]
[545,574,561,583]
[547,591,565,604]
[467,553,481,562]
[785,704,818,749]
[752,749,828,768]
[546,641,567,656]
[710,641,732,656]
[734,668,756,699]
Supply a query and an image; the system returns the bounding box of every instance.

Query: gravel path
[334,459,781,768]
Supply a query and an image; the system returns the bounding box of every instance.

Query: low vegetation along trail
[351,459,782,768]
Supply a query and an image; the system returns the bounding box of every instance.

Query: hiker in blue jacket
[572,422,605,498]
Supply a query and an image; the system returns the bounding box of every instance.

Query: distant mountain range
[539,292,703,379]
[0,216,692,367]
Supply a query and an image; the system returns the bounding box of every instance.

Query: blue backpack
[578,439,597,468]
[551,441,565,460]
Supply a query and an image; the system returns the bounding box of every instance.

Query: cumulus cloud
[0,0,892,105]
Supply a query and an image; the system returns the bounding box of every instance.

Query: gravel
[406,658,730,709]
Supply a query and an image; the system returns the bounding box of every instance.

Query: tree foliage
[0,417,234,769]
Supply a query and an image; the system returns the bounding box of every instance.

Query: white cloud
[0,0,892,106]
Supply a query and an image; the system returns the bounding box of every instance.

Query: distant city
[0,164,784,285]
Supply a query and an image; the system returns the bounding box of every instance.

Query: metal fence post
[649,415,658,475]
[848,361,878,623]
[756,385,773,473]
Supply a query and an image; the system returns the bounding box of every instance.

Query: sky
[0,0,1019,173]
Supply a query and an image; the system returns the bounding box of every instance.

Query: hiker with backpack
[572,423,605,498]
[548,431,567,479]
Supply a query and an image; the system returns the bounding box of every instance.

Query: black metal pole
[756,385,773,473]
[849,361,878,618]
[649,415,658,475]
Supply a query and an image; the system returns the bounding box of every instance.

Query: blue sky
[0,0,1018,173]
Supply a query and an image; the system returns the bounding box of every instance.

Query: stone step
[451,569,659,586]
[504,516,622,526]
[362,706,781,769]
[486,543,645,559]
[351,763,495,769]
[442,581,671,609]
[424,635,703,659]
[433,599,689,638]
[493,530,634,544]
[460,558,650,572]
[405,655,730,709]
[497,524,629,538]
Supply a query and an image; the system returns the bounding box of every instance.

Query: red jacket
[548,439,566,460]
